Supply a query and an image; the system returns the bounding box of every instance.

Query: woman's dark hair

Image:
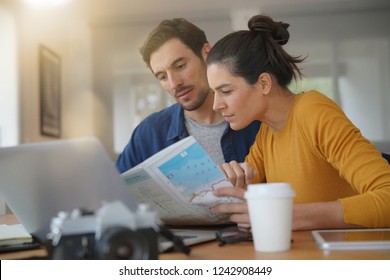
[207,14,304,87]
[140,18,208,69]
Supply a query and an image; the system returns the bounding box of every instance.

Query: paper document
[0,224,33,245]
[121,136,238,225]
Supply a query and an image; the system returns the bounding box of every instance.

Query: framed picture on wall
[39,45,61,137]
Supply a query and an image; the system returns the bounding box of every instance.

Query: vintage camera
[47,201,160,260]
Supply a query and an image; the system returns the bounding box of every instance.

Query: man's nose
[168,72,183,91]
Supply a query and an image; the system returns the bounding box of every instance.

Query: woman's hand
[212,186,251,228]
[219,161,257,189]
[214,161,257,227]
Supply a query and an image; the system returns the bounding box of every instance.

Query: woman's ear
[258,73,273,95]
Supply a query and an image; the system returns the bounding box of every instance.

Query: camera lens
[95,227,158,260]
[113,243,133,259]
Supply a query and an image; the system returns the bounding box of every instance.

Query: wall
[2,1,390,159]
[2,0,96,146]
[91,8,390,158]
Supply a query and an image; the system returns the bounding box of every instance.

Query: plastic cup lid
[244,183,295,199]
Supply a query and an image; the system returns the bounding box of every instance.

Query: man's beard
[177,87,210,111]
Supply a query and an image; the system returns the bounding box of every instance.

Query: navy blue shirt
[115,103,261,173]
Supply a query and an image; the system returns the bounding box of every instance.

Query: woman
[207,14,390,230]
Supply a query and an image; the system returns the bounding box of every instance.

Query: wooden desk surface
[161,230,390,260]
[1,214,390,260]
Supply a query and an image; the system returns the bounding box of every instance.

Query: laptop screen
[0,137,138,242]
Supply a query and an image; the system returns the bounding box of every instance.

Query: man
[115,18,260,173]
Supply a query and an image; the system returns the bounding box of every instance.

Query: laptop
[0,137,215,252]
[0,137,138,242]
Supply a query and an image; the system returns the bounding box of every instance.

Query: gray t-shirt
[184,114,228,165]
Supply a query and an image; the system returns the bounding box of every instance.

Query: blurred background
[1,0,390,160]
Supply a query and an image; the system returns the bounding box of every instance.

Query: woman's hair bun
[248,14,290,45]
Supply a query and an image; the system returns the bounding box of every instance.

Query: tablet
[312,228,390,250]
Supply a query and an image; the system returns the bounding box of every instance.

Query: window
[0,7,18,214]
[288,38,390,143]
[113,71,174,154]
[0,7,19,148]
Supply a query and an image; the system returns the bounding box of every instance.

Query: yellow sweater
[246,90,390,228]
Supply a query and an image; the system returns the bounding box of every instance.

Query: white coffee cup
[244,182,295,252]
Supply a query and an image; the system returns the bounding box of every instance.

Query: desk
[1,215,389,260]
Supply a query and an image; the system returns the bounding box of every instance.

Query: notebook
[0,137,215,251]
[0,224,33,245]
